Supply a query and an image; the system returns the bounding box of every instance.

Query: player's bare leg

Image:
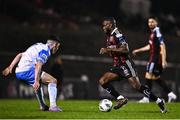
[99,72,128,110]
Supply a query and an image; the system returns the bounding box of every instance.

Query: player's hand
[2,66,12,76]
[33,81,40,91]
[162,61,168,69]
[132,50,138,57]
[99,48,108,54]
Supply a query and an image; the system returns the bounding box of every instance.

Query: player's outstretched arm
[99,48,109,55]
[99,44,129,55]
[2,53,22,76]
[132,45,150,56]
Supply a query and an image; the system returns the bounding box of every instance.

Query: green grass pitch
[0,99,180,119]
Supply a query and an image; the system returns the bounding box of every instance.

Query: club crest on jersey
[42,54,48,60]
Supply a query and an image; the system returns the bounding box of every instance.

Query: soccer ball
[99,99,113,112]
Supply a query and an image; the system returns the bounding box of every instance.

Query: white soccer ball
[99,99,113,112]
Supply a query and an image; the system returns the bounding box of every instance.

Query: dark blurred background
[0,0,180,101]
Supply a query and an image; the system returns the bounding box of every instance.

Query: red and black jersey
[106,28,130,66]
[148,27,164,64]
[106,28,137,78]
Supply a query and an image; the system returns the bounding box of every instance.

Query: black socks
[102,83,119,99]
[139,85,157,101]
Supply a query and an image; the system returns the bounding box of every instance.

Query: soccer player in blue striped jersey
[2,35,62,112]
[99,17,167,113]
[132,16,176,103]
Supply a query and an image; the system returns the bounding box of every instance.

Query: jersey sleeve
[159,36,165,44]
[155,28,164,44]
[112,28,127,45]
[37,49,49,64]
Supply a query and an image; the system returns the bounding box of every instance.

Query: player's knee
[99,78,105,85]
[99,77,108,85]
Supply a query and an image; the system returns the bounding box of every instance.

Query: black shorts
[109,59,137,79]
[146,62,163,76]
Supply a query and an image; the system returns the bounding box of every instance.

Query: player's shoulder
[35,43,49,50]
[35,42,46,47]
[26,43,49,54]
[153,27,160,31]
[111,27,123,38]
[153,27,162,37]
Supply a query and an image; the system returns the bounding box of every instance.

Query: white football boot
[168,92,177,103]
[139,97,150,103]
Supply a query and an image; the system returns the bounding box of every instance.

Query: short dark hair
[48,35,60,43]
[148,16,158,22]
[103,17,116,26]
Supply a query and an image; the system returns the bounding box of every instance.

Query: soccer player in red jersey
[98,17,167,113]
[132,16,176,103]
